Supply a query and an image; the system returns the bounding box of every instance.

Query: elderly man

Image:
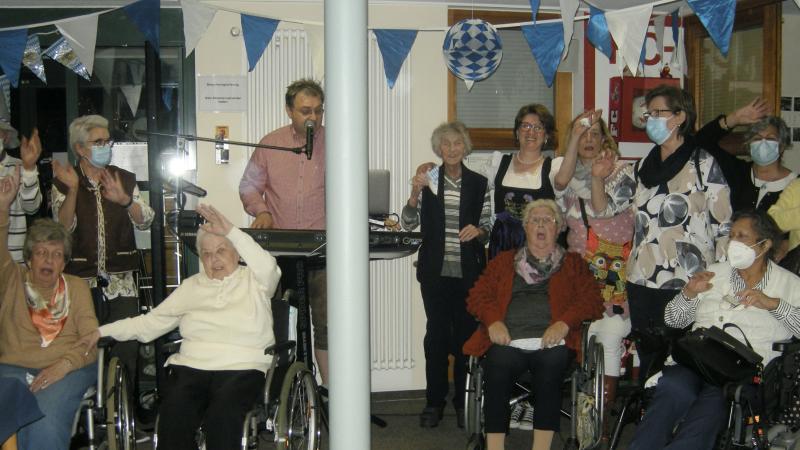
[0,120,42,263]
[239,79,330,384]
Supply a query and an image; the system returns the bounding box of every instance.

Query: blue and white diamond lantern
[443,19,503,90]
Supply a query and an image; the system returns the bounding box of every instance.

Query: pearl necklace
[515,152,544,165]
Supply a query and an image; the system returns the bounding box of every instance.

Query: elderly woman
[0,123,42,263]
[0,168,99,450]
[79,204,281,450]
[463,199,603,450]
[556,109,636,429]
[630,209,800,449]
[401,121,491,428]
[51,114,155,376]
[627,85,732,383]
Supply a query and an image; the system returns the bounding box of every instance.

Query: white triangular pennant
[559,0,579,60]
[180,0,218,56]
[56,14,99,75]
[120,85,143,116]
[606,3,653,76]
[464,79,474,91]
[305,24,325,81]
[654,15,665,70]
[93,48,116,94]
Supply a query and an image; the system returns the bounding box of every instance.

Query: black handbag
[672,324,764,386]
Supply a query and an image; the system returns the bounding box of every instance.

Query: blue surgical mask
[89,145,112,168]
[645,116,675,145]
[749,139,780,166]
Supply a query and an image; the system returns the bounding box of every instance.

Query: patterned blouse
[627,149,732,289]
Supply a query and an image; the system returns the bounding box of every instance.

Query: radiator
[246,29,415,371]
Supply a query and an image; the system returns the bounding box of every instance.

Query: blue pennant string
[587,6,612,59]
[123,0,160,52]
[241,15,280,72]
[529,0,541,24]
[374,30,417,89]
[671,8,680,46]
[0,29,27,88]
[686,0,736,56]
[521,22,564,87]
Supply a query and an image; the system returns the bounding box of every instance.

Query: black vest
[416,164,488,286]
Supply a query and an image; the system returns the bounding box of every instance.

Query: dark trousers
[106,295,140,378]
[420,276,478,410]
[627,282,679,383]
[482,344,573,433]
[629,364,726,450]
[157,365,265,450]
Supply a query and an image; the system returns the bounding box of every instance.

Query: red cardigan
[462,250,604,360]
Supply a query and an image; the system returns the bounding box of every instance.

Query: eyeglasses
[642,109,674,120]
[88,138,114,148]
[32,247,65,261]
[519,123,545,133]
[526,216,556,225]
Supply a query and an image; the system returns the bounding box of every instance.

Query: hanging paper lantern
[442,19,503,90]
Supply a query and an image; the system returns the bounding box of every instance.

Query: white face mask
[727,239,766,270]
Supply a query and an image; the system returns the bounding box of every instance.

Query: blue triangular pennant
[241,14,280,72]
[373,29,417,89]
[529,0,541,24]
[671,9,680,46]
[123,0,160,52]
[521,22,564,87]
[686,0,736,56]
[587,6,612,59]
[0,30,27,88]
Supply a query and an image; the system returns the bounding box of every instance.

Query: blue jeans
[0,362,97,450]
[629,364,726,450]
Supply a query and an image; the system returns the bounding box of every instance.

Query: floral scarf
[514,245,565,285]
[24,275,70,348]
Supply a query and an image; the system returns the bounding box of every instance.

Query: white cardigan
[100,227,281,373]
[665,261,800,365]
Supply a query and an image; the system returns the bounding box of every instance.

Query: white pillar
[325,0,370,449]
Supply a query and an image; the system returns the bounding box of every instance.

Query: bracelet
[122,197,134,209]
[720,115,729,131]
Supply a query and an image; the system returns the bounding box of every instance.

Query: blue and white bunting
[529,0,541,23]
[123,0,160,53]
[559,0,579,60]
[22,34,46,83]
[521,22,564,87]
[686,0,735,56]
[374,30,417,89]
[0,30,28,88]
[241,15,280,72]
[56,13,99,75]
[605,3,653,75]
[587,6,612,59]
[180,0,218,56]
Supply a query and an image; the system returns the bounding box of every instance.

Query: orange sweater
[463,250,604,360]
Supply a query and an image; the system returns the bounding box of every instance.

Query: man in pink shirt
[239,79,329,383]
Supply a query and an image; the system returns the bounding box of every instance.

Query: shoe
[518,402,534,431]
[509,402,524,429]
[419,406,444,428]
[455,408,465,428]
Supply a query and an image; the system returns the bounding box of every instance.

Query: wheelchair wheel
[464,356,484,439]
[276,362,321,450]
[575,339,605,450]
[105,357,136,450]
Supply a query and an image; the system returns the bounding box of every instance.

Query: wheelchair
[71,339,137,450]
[463,322,605,450]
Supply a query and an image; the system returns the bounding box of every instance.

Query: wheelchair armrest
[97,337,115,348]
[772,338,800,353]
[265,340,296,356]
[162,339,183,354]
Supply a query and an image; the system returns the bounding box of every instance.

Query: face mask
[645,116,675,145]
[88,145,112,168]
[727,239,766,270]
[749,139,780,166]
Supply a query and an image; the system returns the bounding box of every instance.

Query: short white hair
[68,115,108,158]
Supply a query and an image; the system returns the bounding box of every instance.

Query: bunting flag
[22,34,46,83]
[120,84,143,115]
[605,3,653,76]
[56,14,99,75]
[181,0,218,56]
[0,30,28,88]
[43,37,91,81]
[305,25,325,81]
[0,76,9,115]
[559,0,579,60]
[587,6,612,59]
[241,14,280,72]
[521,22,564,87]
[654,14,665,68]
[123,0,160,53]
[686,0,735,56]
[373,29,417,89]
[93,48,116,94]
[529,0,540,23]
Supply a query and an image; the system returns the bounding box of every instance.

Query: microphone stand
[137,130,312,158]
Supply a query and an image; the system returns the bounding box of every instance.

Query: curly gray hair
[430,121,472,158]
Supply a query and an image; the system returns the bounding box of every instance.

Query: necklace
[515,152,544,165]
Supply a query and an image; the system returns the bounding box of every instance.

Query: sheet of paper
[508,337,565,351]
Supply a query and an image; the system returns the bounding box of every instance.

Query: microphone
[304,120,314,160]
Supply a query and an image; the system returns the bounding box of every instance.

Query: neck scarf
[570,159,593,199]
[514,245,565,285]
[636,136,695,188]
[25,275,70,347]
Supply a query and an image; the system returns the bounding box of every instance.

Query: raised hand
[683,271,715,299]
[727,98,770,128]
[99,170,130,206]
[570,109,604,139]
[52,160,79,191]
[198,204,233,236]
[0,166,20,210]
[20,128,42,171]
[591,150,615,179]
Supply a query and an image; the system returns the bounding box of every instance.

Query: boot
[602,376,618,442]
